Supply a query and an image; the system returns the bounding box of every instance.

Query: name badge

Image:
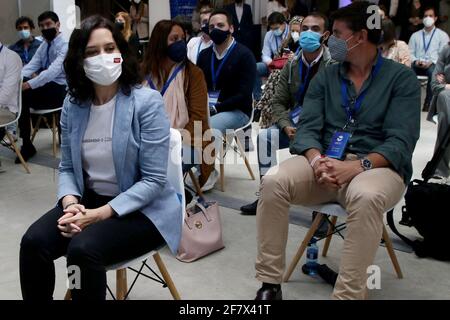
[208,91,221,108]
[290,105,303,125]
[325,131,351,160]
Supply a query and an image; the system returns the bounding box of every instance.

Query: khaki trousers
[255,156,405,300]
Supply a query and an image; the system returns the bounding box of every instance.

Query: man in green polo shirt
[254,1,420,300]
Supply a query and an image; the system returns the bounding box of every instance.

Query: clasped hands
[57,203,114,238]
[312,156,363,189]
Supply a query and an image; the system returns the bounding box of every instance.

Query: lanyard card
[325,131,351,160]
[290,105,303,125]
[208,91,221,108]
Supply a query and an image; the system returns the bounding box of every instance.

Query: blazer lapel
[112,91,135,190]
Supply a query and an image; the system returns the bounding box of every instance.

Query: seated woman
[279,15,303,57]
[142,20,214,188]
[19,15,182,301]
[380,19,411,67]
[115,12,141,59]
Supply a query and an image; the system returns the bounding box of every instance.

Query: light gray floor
[0,112,449,300]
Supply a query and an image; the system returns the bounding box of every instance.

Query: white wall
[0,0,20,45]
[50,0,76,40]
[148,0,171,34]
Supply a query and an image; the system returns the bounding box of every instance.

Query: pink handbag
[176,200,224,262]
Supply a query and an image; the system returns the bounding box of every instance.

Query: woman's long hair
[141,20,186,88]
[116,11,133,42]
[63,15,142,104]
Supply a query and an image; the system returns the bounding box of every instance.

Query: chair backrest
[167,128,186,224]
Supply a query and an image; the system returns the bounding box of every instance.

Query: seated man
[428,44,450,180]
[254,1,420,300]
[253,12,290,102]
[187,8,213,65]
[9,16,42,66]
[197,9,256,153]
[240,12,333,215]
[18,11,68,162]
[0,40,22,172]
[408,6,449,111]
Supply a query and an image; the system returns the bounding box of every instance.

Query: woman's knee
[66,237,99,265]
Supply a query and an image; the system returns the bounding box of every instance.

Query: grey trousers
[435,90,450,178]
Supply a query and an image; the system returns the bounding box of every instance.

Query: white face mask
[84,53,123,86]
[423,16,435,28]
[133,0,141,4]
[291,31,300,43]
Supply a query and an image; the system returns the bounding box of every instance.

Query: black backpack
[387,127,450,261]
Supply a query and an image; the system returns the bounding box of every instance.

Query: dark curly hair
[64,15,142,104]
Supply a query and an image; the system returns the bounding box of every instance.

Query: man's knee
[347,189,387,216]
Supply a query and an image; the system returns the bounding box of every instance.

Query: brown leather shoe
[255,287,282,300]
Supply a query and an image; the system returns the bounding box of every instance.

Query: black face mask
[209,28,230,45]
[41,27,57,42]
[167,40,187,63]
[235,0,243,3]
[115,22,125,31]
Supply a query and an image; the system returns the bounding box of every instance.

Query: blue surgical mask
[273,27,284,37]
[299,30,322,53]
[18,29,31,40]
[167,40,187,63]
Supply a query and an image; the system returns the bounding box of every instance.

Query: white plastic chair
[219,107,256,192]
[65,128,184,300]
[283,203,403,282]
[30,106,63,157]
[0,78,30,173]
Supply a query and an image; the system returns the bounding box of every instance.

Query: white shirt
[0,42,22,113]
[213,38,236,60]
[81,96,119,197]
[301,48,324,68]
[235,3,244,23]
[187,35,213,65]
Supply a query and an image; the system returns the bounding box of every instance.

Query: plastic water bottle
[305,238,319,276]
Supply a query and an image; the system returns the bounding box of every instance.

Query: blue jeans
[253,62,270,101]
[257,125,291,176]
[210,109,250,154]
[413,63,435,106]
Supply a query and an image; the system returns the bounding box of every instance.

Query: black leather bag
[387,127,450,261]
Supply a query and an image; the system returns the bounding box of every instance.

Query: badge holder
[289,105,303,126]
[325,119,357,160]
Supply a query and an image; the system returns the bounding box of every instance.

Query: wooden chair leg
[116,268,128,300]
[234,136,255,180]
[382,225,403,279]
[284,212,324,282]
[188,169,204,197]
[153,252,181,300]
[322,216,338,257]
[6,132,30,173]
[52,113,57,157]
[30,116,42,143]
[64,289,72,300]
[219,140,225,192]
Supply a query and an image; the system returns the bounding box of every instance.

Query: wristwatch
[360,157,373,171]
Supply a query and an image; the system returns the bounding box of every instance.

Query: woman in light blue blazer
[19,15,182,301]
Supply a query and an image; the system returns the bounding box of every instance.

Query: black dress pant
[19,189,165,301]
[19,82,67,145]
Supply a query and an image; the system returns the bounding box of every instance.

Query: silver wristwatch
[360,157,373,171]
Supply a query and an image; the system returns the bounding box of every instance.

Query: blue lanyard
[45,43,51,69]
[274,25,288,54]
[211,41,237,91]
[0,45,3,53]
[146,64,185,96]
[340,52,384,122]
[24,48,29,63]
[422,28,437,54]
[296,61,312,103]
[196,41,203,62]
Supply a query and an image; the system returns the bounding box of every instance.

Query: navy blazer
[57,87,182,254]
